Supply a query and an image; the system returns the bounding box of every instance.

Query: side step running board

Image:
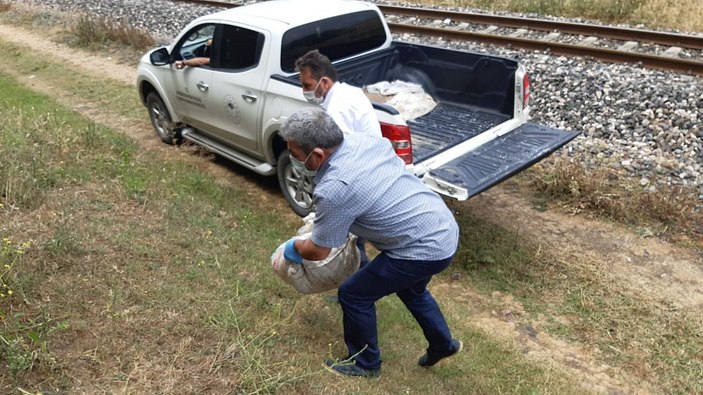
[181,128,275,176]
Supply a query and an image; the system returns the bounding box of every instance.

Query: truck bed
[409,103,509,162]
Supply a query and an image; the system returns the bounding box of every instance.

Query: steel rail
[389,23,703,75]
[379,5,703,50]
[171,0,237,7]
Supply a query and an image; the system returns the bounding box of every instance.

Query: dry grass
[631,0,703,31]
[523,157,703,246]
[417,0,703,32]
[72,15,154,51]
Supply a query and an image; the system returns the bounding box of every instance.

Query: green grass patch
[0,70,301,391]
[0,39,143,120]
[0,73,135,210]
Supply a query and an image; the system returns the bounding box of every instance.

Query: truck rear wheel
[277,150,314,217]
[146,92,179,144]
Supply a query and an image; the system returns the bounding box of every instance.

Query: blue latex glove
[283,239,304,265]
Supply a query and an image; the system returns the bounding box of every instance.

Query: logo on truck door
[176,90,206,109]
[223,95,241,124]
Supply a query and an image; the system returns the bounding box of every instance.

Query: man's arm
[287,180,352,263]
[186,57,210,66]
[294,238,331,261]
[175,57,210,69]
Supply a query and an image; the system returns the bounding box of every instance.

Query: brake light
[522,73,530,110]
[380,122,413,165]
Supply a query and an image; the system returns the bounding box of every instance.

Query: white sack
[364,80,436,121]
[271,213,360,294]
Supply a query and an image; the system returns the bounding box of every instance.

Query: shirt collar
[321,81,339,110]
[314,138,345,183]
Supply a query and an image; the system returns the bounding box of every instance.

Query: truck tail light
[522,73,530,110]
[380,122,413,165]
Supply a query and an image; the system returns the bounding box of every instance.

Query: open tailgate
[419,123,580,200]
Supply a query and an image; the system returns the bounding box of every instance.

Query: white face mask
[289,151,317,177]
[302,79,324,105]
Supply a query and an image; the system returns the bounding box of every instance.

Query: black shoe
[418,339,463,367]
[324,358,380,378]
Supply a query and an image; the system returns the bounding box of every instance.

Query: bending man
[280,107,462,378]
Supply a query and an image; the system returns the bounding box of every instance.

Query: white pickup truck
[137,0,578,216]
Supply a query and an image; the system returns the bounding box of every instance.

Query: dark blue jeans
[337,252,454,370]
[356,237,369,268]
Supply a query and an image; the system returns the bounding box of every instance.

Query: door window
[176,24,216,64]
[217,24,265,71]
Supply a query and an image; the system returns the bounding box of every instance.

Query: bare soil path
[2,22,701,394]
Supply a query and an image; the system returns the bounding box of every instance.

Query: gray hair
[280,107,343,153]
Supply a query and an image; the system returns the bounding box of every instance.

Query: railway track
[172,0,703,74]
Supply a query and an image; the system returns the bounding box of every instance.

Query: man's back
[323,82,381,137]
[311,133,458,260]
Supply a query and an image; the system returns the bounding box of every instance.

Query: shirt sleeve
[311,179,356,248]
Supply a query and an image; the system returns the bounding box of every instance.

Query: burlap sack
[271,214,360,294]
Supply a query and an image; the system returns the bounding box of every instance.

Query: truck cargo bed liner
[409,103,510,162]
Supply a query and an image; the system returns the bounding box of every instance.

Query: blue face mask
[289,151,317,177]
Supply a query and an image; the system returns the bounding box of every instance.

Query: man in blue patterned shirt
[280,107,462,378]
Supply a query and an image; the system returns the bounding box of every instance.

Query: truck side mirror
[150,47,171,66]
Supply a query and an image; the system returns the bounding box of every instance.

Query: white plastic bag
[271,214,360,294]
[364,80,436,121]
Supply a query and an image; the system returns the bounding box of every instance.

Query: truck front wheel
[146,92,179,144]
[277,150,314,217]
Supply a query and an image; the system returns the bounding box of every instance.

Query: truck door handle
[196,81,209,92]
[242,92,257,103]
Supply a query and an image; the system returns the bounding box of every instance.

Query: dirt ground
[2,22,702,394]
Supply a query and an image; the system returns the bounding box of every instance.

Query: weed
[0,236,30,302]
[42,225,82,266]
[0,2,10,13]
[207,298,322,393]
[0,109,62,210]
[0,314,66,378]
[451,200,532,279]
[72,15,154,51]
[0,237,62,378]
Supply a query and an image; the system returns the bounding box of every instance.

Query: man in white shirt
[294,50,383,270]
[295,50,381,137]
